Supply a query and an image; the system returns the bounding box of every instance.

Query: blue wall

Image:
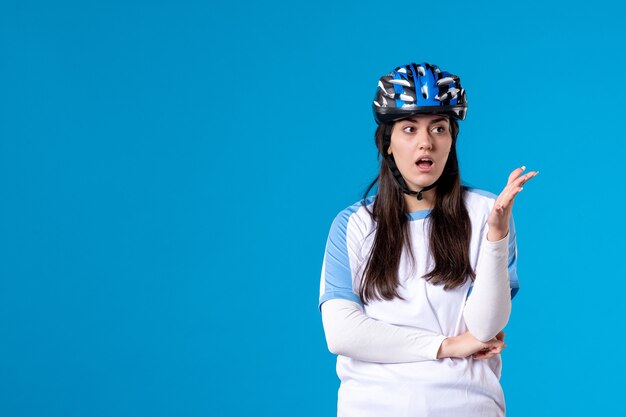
[1,1,624,416]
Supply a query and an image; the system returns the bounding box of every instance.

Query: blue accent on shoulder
[318,197,375,311]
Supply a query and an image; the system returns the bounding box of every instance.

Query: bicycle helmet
[373,62,467,124]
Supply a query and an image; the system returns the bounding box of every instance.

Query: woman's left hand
[472,331,507,360]
[487,166,538,241]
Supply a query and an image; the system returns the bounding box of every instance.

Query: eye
[432,125,448,134]
[402,125,416,133]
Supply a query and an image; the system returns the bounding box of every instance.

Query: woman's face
[387,114,453,191]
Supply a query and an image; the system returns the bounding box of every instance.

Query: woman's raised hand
[487,166,538,241]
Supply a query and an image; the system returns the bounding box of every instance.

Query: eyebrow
[403,116,449,125]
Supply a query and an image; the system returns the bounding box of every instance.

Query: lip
[415,155,434,172]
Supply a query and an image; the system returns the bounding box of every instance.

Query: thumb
[486,338,504,347]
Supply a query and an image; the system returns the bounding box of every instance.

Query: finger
[495,177,532,211]
[507,166,527,185]
[473,346,492,357]
[490,344,505,352]
[491,345,504,354]
[474,351,496,360]
[511,170,539,189]
[487,336,500,344]
[489,344,502,351]
[482,346,504,357]
[500,171,538,206]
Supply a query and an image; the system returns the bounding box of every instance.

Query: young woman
[318,62,537,417]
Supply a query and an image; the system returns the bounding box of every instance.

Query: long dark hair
[359,118,475,304]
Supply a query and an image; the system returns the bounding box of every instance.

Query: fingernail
[521,165,526,171]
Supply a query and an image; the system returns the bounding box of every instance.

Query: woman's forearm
[321,298,447,363]
[462,233,512,342]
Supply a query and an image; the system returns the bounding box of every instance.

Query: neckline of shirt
[407,209,432,221]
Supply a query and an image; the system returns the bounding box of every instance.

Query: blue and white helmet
[373,62,467,124]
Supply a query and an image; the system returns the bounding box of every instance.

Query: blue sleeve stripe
[319,198,373,310]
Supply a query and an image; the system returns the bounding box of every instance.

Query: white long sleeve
[320,298,447,363]
[463,233,512,342]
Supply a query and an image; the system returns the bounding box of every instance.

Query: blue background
[1,0,623,416]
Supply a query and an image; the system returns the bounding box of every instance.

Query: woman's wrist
[437,337,456,359]
[487,227,509,242]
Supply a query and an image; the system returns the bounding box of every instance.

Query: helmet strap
[383,124,439,201]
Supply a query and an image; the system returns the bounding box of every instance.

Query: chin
[408,174,442,189]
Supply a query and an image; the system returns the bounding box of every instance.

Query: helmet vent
[378,80,396,98]
[389,79,411,87]
[435,87,460,102]
[436,77,456,87]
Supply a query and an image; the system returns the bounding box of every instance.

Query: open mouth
[416,158,433,169]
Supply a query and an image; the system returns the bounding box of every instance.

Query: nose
[417,130,433,150]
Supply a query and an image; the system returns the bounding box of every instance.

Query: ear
[387,146,392,155]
